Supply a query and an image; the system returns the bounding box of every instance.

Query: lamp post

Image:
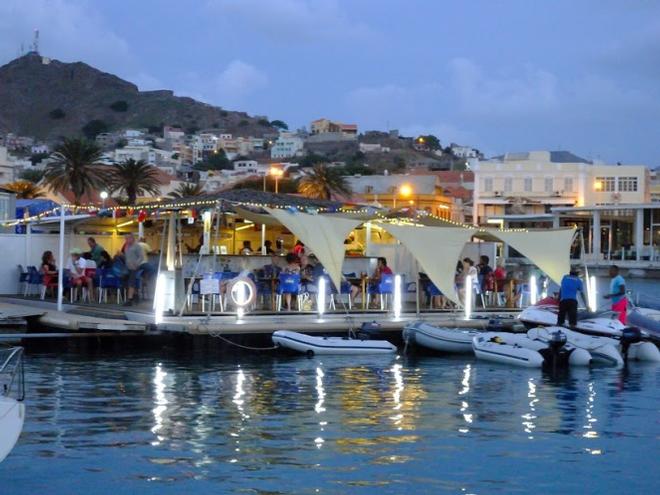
[270,166,284,194]
[393,183,413,209]
[100,190,108,208]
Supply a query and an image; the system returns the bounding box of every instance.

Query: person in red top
[373,257,393,281]
[292,240,305,257]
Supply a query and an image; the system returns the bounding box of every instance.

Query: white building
[359,143,390,153]
[192,133,220,163]
[472,151,650,226]
[450,143,479,158]
[271,132,304,159]
[163,126,185,142]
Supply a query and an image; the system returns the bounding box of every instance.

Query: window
[484,177,493,192]
[564,177,574,192]
[618,176,638,192]
[524,177,532,192]
[504,177,512,193]
[544,177,553,193]
[595,176,616,192]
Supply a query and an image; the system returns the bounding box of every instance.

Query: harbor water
[1,349,658,494]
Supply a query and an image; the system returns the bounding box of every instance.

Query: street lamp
[393,183,413,209]
[100,191,108,208]
[270,166,284,193]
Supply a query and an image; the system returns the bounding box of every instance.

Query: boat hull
[519,305,625,337]
[0,397,24,463]
[272,330,397,355]
[403,322,478,354]
[472,333,544,368]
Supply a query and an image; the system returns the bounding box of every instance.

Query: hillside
[0,52,276,140]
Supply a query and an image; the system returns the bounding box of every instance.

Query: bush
[270,120,288,130]
[238,119,249,127]
[30,152,50,165]
[82,119,109,139]
[258,119,270,126]
[49,108,65,119]
[109,100,129,112]
[20,169,45,183]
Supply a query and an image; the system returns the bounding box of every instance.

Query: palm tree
[109,159,162,204]
[43,138,108,204]
[168,182,205,199]
[297,164,352,200]
[2,180,45,199]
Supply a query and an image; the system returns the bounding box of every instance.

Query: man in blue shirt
[604,265,627,323]
[557,267,586,327]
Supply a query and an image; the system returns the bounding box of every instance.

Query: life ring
[226,277,257,308]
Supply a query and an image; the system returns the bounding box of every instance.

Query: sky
[0,0,659,166]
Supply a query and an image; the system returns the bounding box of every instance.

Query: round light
[100,191,108,200]
[230,280,254,307]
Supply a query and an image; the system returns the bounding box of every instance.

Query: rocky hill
[0,52,276,140]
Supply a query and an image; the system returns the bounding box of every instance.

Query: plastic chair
[367,273,395,310]
[98,268,124,304]
[426,281,443,309]
[276,273,302,311]
[331,280,353,310]
[18,265,29,295]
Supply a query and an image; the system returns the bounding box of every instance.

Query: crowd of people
[38,234,155,305]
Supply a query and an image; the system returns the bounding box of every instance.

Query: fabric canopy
[264,207,362,291]
[488,228,577,284]
[381,223,475,305]
[234,206,282,226]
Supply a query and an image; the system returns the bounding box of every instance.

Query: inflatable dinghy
[519,303,625,337]
[272,330,397,356]
[403,321,480,353]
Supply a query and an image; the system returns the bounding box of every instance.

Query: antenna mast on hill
[31,29,39,54]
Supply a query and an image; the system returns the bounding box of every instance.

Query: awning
[487,228,577,284]
[380,223,475,305]
[234,206,282,226]
[265,207,362,290]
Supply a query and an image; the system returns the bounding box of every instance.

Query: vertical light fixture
[589,275,597,312]
[464,275,473,320]
[393,274,402,319]
[154,273,166,325]
[530,275,538,305]
[317,276,326,318]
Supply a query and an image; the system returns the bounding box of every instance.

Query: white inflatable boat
[529,326,660,364]
[472,333,545,367]
[519,304,626,337]
[272,330,397,355]
[0,347,25,463]
[403,321,480,353]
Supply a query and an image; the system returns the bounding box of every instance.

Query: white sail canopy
[487,228,577,284]
[381,223,475,305]
[264,207,362,290]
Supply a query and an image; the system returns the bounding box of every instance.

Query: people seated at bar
[240,240,253,255]
[40,250,58,297]
[67,248,94,296]
[363,257,392,308]
[275,237,287,256]
[262,239,274,255]
[123,233,146,306]
[97,250,113,271]
[86,237,105,265]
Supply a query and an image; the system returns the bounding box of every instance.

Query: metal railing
[0,346,25,402]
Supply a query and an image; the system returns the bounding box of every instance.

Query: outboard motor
[357,321,382,340]
[620,327,642,362]
[544,330,568,372]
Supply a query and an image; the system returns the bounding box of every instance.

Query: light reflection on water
[1,351,659,494]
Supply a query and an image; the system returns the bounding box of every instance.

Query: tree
[19,169,45,183]
[194,149,231,171]
[82,119,109,139]
[298,164,352,200]
[338,163,374,176]
[417,134,441,150]
[2,180,45,199]
[270,120,288,130]
[30,152,49,165]
[109,100,129,112]
[168,182,205,199]
[49,108,65,119]
[109,159,162,204]
[43,138,108,205]
[232,177,299,194]
[296,152,329,168]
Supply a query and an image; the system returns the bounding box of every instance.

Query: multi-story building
[450,143,479,158]
[191,133,220,163]
[472,151,649,226]
[344,174,460,221]
[163,126,185,142]
[271,132,305,159]
[310,118,358,137]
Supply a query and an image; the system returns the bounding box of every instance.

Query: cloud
[207,0,374,42]
[175,60,269,109]
[0,0,132,74]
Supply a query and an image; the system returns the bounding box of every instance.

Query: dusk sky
[1,0,659,166]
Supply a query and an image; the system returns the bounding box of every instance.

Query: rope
[208,331,280,351]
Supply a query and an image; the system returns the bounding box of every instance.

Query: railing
[0,347,25,402]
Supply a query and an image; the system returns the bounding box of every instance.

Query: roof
[409,170,475,184]
[491,150,591,164]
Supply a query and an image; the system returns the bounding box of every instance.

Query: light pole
[270,166,283,194]
[100,190,108,208]
[393,183,412,209]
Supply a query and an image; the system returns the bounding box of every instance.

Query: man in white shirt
[66,248,94,296]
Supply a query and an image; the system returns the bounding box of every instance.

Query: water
[1,350,659,494]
